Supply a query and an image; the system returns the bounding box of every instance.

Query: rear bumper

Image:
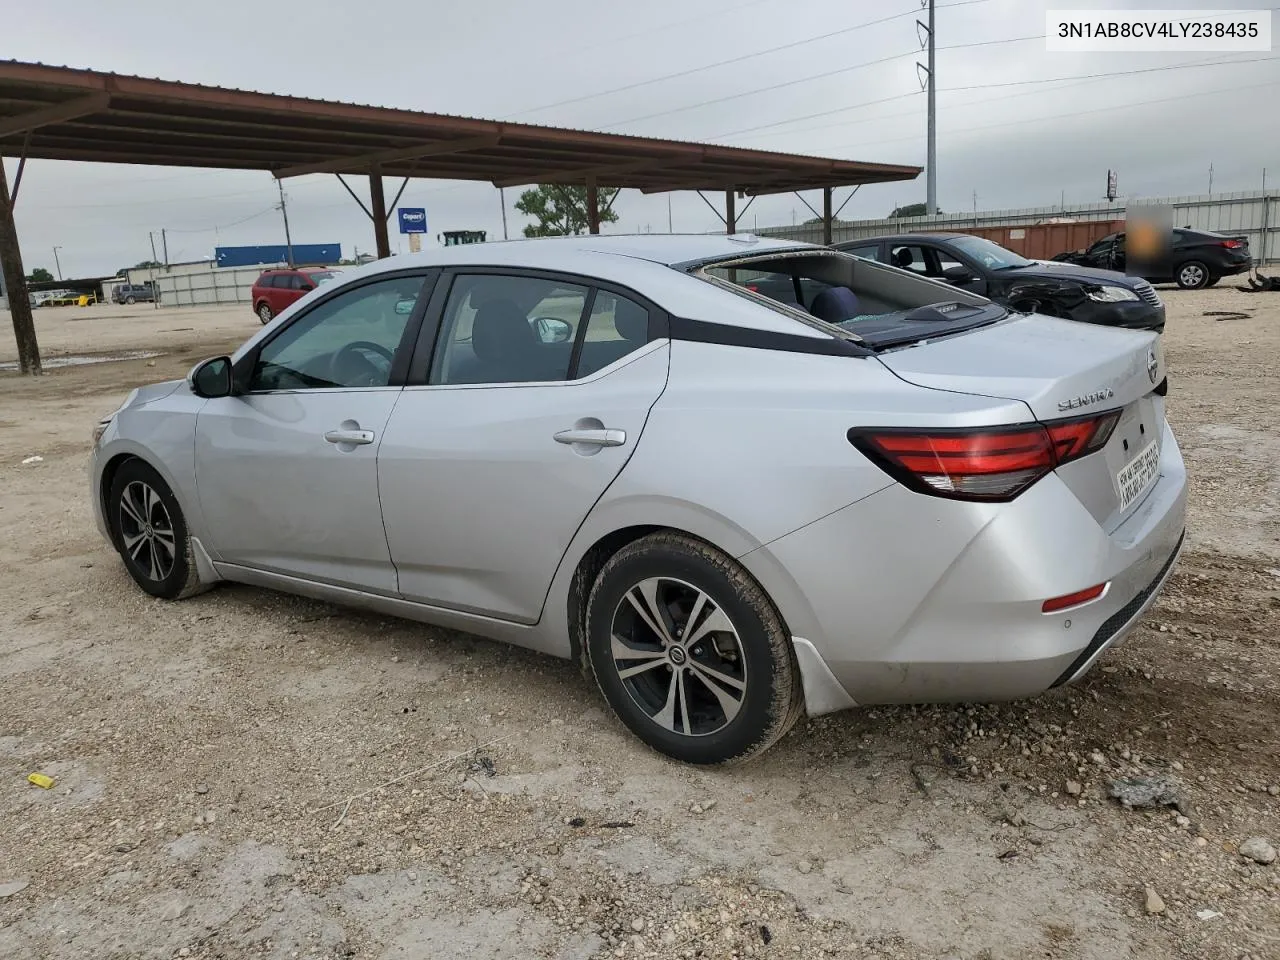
[742,421,1187,711]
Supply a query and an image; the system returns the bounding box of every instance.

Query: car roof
[841,233,970,244]
[359,233,810,272]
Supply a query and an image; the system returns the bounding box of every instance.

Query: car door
[377,270,670,622]
[194,271,433,592]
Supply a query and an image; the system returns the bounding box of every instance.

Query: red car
[250,267,342,323]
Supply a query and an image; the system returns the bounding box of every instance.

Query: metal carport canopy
[0,59,920,373]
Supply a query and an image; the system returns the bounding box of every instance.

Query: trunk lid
[877,314,1163,421]
[878,314,1167,529]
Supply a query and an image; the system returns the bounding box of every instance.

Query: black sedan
[835,233,1165,332]
[1051,227,1251,289]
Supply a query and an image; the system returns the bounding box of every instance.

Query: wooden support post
[0,159,40,375]
[370,164,391,259]
[823,187,833,246]
[725,189,737,235]
[586,178,600,235]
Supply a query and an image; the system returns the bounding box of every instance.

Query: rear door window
[842,244,882,261]
[259,275,279,288]
[888,244,930,274]
[429,274,589,385]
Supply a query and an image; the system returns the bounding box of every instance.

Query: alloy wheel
[1180,263,1205,288]
[609,577,747,737]
[118,480,176,581]
[258,304,273,323]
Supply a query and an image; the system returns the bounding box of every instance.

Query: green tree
[516,185,620,237]
[27,267,54,283]
[889,203,942,219]
[115,260,162,279]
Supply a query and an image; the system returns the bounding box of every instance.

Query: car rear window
[693,250,1006,350]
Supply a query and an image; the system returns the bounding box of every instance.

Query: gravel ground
[1,288,1278,960]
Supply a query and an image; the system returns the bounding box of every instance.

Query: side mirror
[943,265,975,284]
[188,356,234,398]
[532,316,573,344]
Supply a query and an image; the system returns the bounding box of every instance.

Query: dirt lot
[1,291,1278,960]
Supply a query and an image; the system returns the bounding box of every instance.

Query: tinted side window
[430,274,588,385]
[250,275,425,391]
[842,245,881,262]
[575,292,651,378]
[889,245,929,273]
[286,273,308,291]
[258,274,278,289]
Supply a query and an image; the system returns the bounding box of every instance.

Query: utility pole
[276,179,295,267]
[1207,162,1214,196]
[161,228,168,267]
[52,245,63,281]
[668,194,674,233]
[918,0,937,215]
[148,232,160,310]
[499,187,509,240]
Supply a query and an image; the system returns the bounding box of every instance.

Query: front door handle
[324,428,375,445]
[554,427,626,447]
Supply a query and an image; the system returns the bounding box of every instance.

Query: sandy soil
[0,288,1277,960]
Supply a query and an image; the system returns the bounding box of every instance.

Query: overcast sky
[4,0,1277,277]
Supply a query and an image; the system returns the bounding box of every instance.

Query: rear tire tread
[585,531,803,765]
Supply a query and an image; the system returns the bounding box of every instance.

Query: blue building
[215,243,342,268]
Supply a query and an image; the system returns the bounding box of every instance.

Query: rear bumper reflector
[1042,583,1108,614]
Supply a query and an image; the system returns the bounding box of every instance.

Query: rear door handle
[324,428,375,445]
[554,428,626,447]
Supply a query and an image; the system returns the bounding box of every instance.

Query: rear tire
[1176,260,1210,289]
[125,296,136,305]
[107,459,206,601]
[257,302,273,324]
[585,532,803,765]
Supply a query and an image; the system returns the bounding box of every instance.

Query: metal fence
[758,189,1278,265]
[149,264,276,306]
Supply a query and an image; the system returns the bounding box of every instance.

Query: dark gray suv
[113,283,158,305]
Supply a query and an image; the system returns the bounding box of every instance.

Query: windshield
[947,236,1032,270]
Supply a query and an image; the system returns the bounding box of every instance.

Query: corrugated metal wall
[151,264,265,306]
[760,190,1278,264]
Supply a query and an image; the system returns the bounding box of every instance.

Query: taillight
[1220,239,1244,249]
[849,411,1120,502]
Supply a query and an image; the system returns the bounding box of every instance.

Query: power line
[712,53,1279,142]
[513,0,994,118]
[605,32,1041,130]
[824,76,1280,154]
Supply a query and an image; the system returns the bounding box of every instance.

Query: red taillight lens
[1042,583,1107,613]
[1045,410,1120,461]
[849,411,1120,502]
[1220,239,1244,249]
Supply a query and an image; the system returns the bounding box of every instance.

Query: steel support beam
[586,178,600,235]
[369,165,391,258]
[725,189,736,235]
[0,92,110,139]
[0,159,40,374]
[823,187,833,245]
[273,134,502,179]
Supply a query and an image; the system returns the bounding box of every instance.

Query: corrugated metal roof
[0,60,920,194]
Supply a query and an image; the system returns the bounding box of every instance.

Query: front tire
[257,303,273,324]
[125,296,136,305]
[585,532,803,765]
[108,459,205,600]
[1176,260,1210,289]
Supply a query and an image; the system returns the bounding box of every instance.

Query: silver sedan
[90,235,1186,764]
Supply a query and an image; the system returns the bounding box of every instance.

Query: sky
[3,0,1278,277]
